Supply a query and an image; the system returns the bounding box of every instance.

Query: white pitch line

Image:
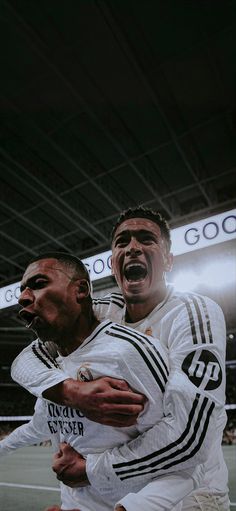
[0,482,60,492]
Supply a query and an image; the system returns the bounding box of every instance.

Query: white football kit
[11,285,229,511]
[8,319,171,510]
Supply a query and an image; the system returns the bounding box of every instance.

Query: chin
[34,328,56,344]
[125,295,145,304]
[123,289,147,304]
[122,280,148,301]
[37,334,52,343]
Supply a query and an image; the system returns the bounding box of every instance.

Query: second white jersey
[11,285,229,507]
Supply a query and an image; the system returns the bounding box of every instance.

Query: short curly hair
[111,206,171,251]
[27,251,90,281]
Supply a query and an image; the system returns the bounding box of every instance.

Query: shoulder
[19,338,60,368]
[106,322,167,357]
[105,323,169,389]
[169,290,226,340]
[169,289,224,317]
[180,291,224,317]
[106,321,151,341]
[93,292,125,321]
[93,291,125,309]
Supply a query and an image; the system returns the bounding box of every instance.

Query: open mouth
[18,310,37,329]
[124,264,147,282]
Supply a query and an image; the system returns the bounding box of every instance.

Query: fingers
[52,462,61,474]
[108,379,146,402]
[103,402,145,414]
[93,402,145,420]
[59,441,68,448]
[117,392,146,405]
[104,378,146,404]
[56,475,79,487]
[56,468,88,488]
[113,389,146,405]
[108,378,131,391]
[56,442,83,458]
[53,451,62,462]
[85,405,144,426]
[103,388,146,406]
[57,442,68,452]
[52,442,68,462]
[53,442,74,459]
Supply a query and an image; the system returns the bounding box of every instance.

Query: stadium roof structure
[0,1,236,341]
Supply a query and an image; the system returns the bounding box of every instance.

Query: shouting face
[18,258,81,346]
[111,218,173,311]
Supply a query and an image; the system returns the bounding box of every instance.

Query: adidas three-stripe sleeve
[86,296,227,505]
[11,339,70,396]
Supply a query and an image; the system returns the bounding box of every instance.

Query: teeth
[125,263,145,270]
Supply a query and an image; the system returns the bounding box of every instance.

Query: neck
[59,315,100,356]
[125,284,167,323]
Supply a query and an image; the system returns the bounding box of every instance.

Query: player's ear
[110,256,119,279]
[164,252,173,272]
[76,279,90,301]
[111,256,115,276]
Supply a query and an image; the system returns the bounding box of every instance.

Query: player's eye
[115,237,129,247]
[31,278,48,289]
[140,234,157,244]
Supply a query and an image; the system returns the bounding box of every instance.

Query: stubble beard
[124,293,146,304]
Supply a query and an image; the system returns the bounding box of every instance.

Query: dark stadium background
[0,0,235,491]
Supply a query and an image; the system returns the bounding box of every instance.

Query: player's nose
[126,236,142,256]
[18,287,34,307]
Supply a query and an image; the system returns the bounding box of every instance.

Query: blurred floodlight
[172,258,236,292]
[172,271,199,292]
[201,259,236,288]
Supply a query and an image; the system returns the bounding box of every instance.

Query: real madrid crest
[144,327,153,337]
[77,363,93,382]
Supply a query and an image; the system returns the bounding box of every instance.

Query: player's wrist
[43,378,81,407]
[76,458,89,485]
[59,378,83,407]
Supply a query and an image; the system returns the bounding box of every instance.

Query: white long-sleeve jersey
[0,398,50,457]
[9,319,170,510]
[11,286,228,509]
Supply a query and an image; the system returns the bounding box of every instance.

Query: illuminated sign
[0,209,235,310]
[83,250,112,281]
[171,209,236,255]
[0,282,21,310]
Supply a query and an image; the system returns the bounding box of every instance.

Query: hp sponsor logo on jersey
[182,350,222,390]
